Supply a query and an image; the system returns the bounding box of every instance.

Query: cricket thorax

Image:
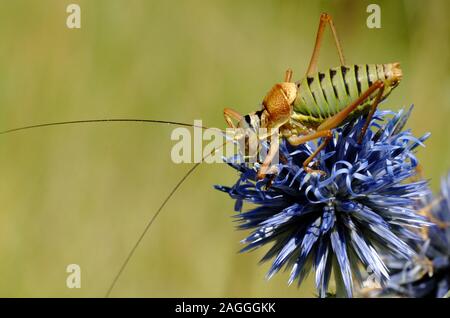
[261,82,297,130]
[292,63,402,125]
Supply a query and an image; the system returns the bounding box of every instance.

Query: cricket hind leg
[302,134,332,174]
[287,81,385,174]
[306,13,346,76]
[286,129,333,174]
[317,80,385,135]
[258,130,335,180]
[357,82,385,144]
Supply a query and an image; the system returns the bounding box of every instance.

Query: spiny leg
[302,134,332,174]
[306,13,346,76]
[357,82,384,144]
[288,81,384,173]
[287,129,333,174]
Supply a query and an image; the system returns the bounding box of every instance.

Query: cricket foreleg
[223,108,243,129]
[257,139,280,180]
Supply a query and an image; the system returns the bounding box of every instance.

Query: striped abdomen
[293,63,402,125]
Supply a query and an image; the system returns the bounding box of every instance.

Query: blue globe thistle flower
[365,172,450,298]
[215,107,431,297]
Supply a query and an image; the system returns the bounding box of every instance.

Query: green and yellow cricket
[1,12,403,181]
[0,12,405,296]
[224,13,402,179]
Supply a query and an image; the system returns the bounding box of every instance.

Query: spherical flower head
[216,107,431,297]
[368,172,450,298]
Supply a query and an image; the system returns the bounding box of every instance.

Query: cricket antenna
[0,117,233,296]
[0,118,212,135]
[104,139,233,297]
[105,162,200,298]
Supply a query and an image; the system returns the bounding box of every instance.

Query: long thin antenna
[105,163,201,298]
[0,118,212,135]
[104,140,233,297]
[0,116,234,296]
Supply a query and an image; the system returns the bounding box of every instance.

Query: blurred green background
[0,0,448,297]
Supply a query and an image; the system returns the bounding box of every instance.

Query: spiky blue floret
[216,107,431,297]
[371,172,450,298]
